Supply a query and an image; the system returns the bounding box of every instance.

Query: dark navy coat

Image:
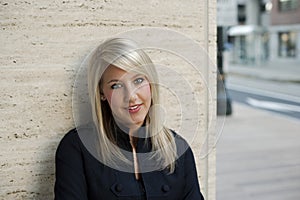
[54,127,205,200]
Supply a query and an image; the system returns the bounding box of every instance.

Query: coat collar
[112,122,152,153]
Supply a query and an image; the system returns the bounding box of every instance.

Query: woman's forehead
[102,64,146,82]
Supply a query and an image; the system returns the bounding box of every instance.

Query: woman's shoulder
[56,124,101,161]
[56,128,82,154]
[58,123,96,147]
[169,129,190,149]
[62,128,79,139]
[167,129,195,161]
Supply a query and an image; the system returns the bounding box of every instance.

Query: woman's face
[101,65,152,129]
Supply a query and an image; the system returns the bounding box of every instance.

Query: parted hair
[88,38,177,172]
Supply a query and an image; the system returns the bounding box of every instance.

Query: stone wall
[0,0,216,199]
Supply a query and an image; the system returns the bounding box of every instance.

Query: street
[227,75,300,120]
[217,76,300,200]
[228,86,300,119]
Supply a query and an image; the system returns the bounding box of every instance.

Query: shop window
[278,32,297,57]
[278,0,298,11]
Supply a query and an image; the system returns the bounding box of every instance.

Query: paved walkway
[217,103,300,200]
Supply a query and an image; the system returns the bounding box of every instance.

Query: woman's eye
[111,83,123,89]
[134,78,144,84]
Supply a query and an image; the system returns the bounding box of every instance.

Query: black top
[54,127,205,200]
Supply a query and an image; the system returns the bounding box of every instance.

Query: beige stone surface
[0,0,216,199]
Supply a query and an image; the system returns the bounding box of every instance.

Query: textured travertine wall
[0,0,216,199]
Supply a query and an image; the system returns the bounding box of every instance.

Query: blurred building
[269,0,300,61]
[226,0,300,65]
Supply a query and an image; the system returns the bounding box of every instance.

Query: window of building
[237,4,246,24]
[278,32,297,57]
[278,0,299,11]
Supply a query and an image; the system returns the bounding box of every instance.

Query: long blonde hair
[88,38,177,173]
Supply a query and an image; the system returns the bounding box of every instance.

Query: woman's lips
[128,104,142,113]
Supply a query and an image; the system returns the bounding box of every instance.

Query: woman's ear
[99,85,106,101]
[100,93,106,101]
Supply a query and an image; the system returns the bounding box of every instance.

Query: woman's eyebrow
[106,74,144,84]
[107,79,119,84]
[131,74,144,79]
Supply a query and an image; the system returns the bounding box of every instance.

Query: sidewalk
[217,103,300,200]
[226,60,300,83]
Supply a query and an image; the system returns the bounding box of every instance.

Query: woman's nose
[125,84,138,102]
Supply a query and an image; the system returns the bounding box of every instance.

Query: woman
[54,38,205,200]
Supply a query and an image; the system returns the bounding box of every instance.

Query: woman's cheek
[103,90,113,105]
[107,90,123,107]
[144,84,151,97]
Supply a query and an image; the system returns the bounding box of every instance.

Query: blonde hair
[88,38,177,172]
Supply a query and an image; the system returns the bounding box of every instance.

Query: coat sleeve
[54,129,88,200]
[182,147,205,200]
